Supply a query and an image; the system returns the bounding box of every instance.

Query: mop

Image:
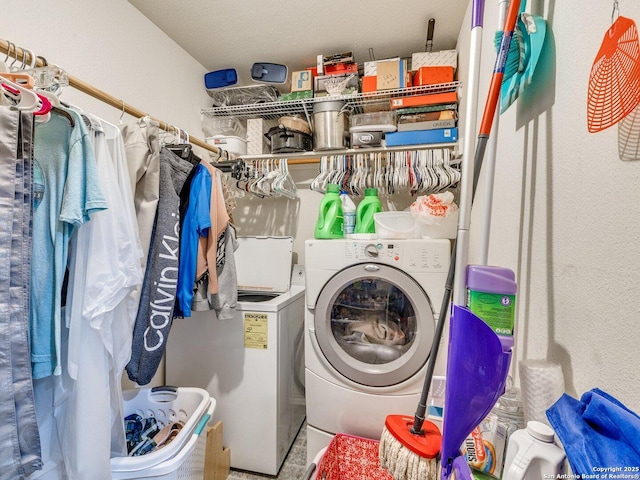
[378,0,522,478]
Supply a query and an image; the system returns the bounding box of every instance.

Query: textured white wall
[1,0,212,389]
[0,0,211,151]
[457,0,640,410]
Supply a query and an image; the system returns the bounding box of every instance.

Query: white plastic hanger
[0,42,12,73]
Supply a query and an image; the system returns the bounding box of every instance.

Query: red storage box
[314,434,393,480]
[413,66,455,86]
[325,62,358,75]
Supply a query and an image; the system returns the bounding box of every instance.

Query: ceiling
[128,0,469,89]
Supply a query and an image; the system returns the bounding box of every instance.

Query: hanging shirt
[56,113,143,479]
[126,148,193,385]
[31,109,107,380]
[175,163,211,317]
[66,114,143,377]
[196,163,230,295]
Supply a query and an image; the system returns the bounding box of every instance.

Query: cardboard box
[390,91,457,109]
[362,76,377,94]
[398,110,456,124]
[246,118,273,155]
[322,51,354,65]
[397,118,456,132]
[325,62,358,75]
[376,59,408,91]
[393,103,458,115]
[412,49,458,70]
[385,128,458,146]
[364,57,399,77]
[279,90,314,101]
[291,70,313,92]
[413,66,455,86]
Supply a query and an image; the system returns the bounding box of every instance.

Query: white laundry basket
[111,386,216,480]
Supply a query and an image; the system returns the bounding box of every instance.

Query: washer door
[314,263,436,387]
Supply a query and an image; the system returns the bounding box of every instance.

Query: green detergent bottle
[314,183,344,239]
[354,188,382,234]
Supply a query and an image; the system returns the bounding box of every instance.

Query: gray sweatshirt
[126,148,193,385]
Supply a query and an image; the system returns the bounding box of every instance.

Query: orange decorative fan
[587,15,640,133]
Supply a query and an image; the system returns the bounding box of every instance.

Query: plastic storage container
[111,386,215,480]
[373,212,418,239]
[349,111,397,132]
[314,183,344,239]
[354,188,382,234]
[202,116,246,137]
[502,421,566,480]
[205,135,247,156]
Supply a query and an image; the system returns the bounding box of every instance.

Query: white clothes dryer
[304,238,451,463]
[166,237,306,476]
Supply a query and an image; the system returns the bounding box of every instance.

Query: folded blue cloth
[546,388,640,475]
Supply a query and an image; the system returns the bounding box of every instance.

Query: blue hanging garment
[546,388,640,475]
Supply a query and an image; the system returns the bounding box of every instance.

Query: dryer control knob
[364,244,379,257]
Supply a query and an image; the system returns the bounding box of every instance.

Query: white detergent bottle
[340,190,356,237]
[503,420,566,480]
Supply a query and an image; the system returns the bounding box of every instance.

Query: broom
[379,0,522,478]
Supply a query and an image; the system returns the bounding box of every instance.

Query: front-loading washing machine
[304,238,451,463]
[166,236,306,476]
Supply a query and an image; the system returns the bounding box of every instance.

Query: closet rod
[0,37,224,157]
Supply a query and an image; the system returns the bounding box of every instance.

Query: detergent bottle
[502,421,566,480]
[340,190,356,237]
[314,183,344,239]
[354,188,382,234]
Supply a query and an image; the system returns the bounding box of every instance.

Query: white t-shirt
[58,113,143,478]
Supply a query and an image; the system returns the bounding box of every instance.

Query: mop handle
[413,0,522,435]
[479,0,522,137]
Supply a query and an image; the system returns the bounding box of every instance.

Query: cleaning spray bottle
[340,190,356,237]
[314,183,344,239]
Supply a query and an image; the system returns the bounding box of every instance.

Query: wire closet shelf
[201,81,462,120]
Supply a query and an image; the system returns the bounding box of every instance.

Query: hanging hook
[612,0,619,23]
[23,49,36,70]
[9,44,20,70]
[3,42,14,64]
[19,47,28,70]
[119,100,126,124]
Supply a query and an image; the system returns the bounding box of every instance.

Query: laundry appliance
[166,236,306,476]
[304,238,450,463]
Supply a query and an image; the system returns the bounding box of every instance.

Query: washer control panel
[343,240,448,272]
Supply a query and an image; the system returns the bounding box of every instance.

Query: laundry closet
[2,1,640,479]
